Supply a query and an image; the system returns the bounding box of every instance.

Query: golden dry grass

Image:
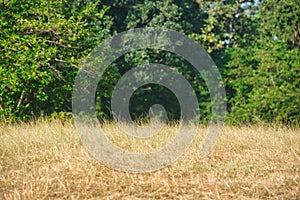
[0,120,299,199]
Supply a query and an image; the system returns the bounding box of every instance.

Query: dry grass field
[0,120,299,199]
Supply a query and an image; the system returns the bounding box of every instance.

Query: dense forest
[0,0,299,125]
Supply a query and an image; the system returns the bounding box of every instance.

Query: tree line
[0,0,299,125]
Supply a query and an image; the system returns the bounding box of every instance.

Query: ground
[0,120,299,199]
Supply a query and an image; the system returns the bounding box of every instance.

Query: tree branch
[46,40,79,49]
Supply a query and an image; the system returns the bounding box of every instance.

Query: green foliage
[0,0,111,121]
[0,0,299,125]
[258,0,300,49]
[225,0,300,125]
[99,0,212,122]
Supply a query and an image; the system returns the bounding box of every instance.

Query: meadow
[0,120,299,199]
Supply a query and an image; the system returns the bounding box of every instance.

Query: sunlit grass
[0,120,299,199]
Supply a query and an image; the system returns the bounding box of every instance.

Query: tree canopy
[0,0,299,125]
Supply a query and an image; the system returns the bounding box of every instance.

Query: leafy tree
[1,0,298,125]
[258,0,300,49]
[99,0,211,122]
[0,0,111,121]
[225,0,300,125]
